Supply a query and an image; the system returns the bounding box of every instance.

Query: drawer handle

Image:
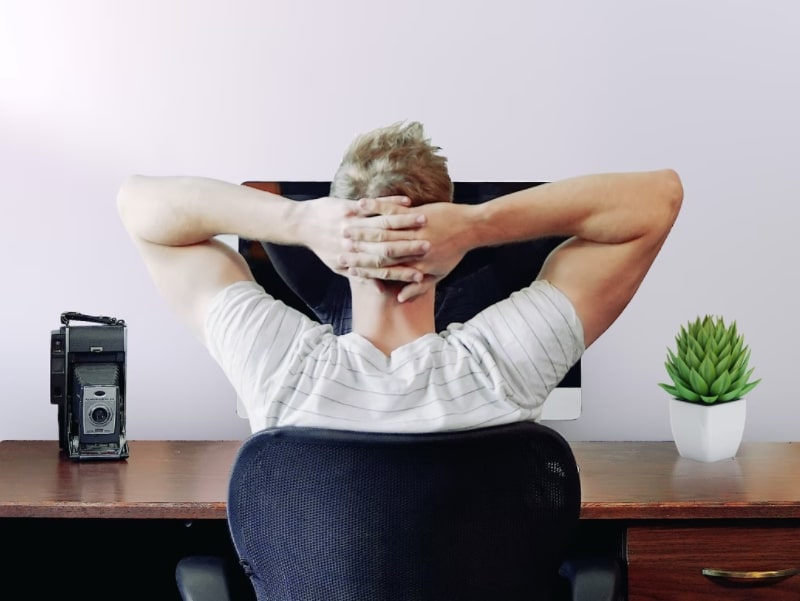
[702,567,800,583]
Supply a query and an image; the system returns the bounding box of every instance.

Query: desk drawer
[627,525,800,601]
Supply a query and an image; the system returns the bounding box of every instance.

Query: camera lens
[90,405,111,425]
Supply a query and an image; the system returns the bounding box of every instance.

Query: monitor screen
[235,181,581,421]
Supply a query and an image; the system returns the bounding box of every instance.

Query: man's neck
[349,279,436,356]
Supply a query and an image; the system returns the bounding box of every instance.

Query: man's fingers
[338,252,396,269]
[345,214,426,237]
[397,278,435,303]
[342,240,430,259]
[357,196,412,216]
[347,266,424,283]
[376,195,412,205]
[338,251,425,269]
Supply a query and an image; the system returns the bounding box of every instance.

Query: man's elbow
[116,175,145,230]
[662,168,683,212]
[655,168,683,230]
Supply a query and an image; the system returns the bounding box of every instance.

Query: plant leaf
[714,322,727,346]
[689,338,704,360]
[696,325,709,349]
[674,380,701,402]
[736,379,762,398]
[715,352,732,376]
[658,382,679,397]
[719,389,742,402]
[731,366,756,391]
[665,361,691,390]
[730,335,744,361]
[730,346,750,373]
[699,355,717,387]
[689,367,709,395]
[685,346,701,370]
[710,370,732,397]
[673,353,693,383]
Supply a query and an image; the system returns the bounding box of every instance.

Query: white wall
[2,0,798,442]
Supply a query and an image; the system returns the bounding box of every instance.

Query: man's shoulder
[209,279,267,309]
[206,280,325,342]
[462,280,582,337]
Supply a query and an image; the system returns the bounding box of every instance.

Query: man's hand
[300,196,430,283]
[340,199,476,302]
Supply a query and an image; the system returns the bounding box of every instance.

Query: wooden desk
[3,440,800,520]
[2,440,800,600]
[0,440,237,519]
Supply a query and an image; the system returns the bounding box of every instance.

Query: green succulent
[658,315,761,404]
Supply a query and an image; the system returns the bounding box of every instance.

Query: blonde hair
[330,121,453,206]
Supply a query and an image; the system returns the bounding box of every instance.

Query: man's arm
[345,170,683,347]
[116,175,429,340]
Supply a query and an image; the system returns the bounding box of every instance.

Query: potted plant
[658,315,761,462]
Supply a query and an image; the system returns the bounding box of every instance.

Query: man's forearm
[340,170,682,300]
[463,170,683,251]
[118,176,431,282]
[117,175,305,247]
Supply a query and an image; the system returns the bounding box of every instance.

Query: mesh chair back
[227,421,581,601]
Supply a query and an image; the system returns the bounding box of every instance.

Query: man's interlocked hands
[303,195,474,303]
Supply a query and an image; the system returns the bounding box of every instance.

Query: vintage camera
[50,312,128,460]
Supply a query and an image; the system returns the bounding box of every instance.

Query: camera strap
[60,312,126,327]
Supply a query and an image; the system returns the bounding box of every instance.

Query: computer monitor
[233,181,581,421]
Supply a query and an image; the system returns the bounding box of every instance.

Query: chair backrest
[227,421,582,601]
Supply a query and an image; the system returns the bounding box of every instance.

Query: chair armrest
[559,557,622,601]
[175,555,235,601]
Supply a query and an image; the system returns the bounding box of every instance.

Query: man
[117,121,682,433]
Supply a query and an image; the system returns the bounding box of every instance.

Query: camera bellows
[73,364,120,388]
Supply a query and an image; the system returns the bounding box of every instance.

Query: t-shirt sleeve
[203,280,324,408]
[453,280,585,410]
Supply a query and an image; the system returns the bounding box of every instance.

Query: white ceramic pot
[669,398,746,462]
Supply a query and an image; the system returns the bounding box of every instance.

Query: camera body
[50,313,128,460]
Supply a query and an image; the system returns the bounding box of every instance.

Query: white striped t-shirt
[205,279,584,434]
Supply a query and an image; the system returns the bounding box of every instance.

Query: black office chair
[176,422,621,601]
